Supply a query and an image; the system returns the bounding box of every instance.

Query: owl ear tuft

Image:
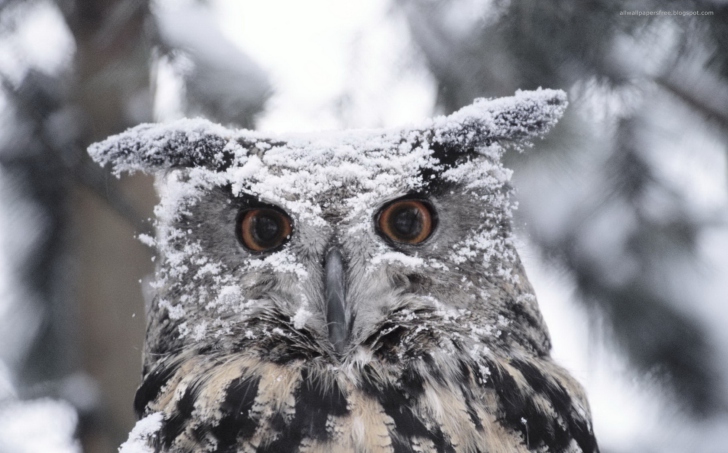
[429,88,568,151]
[87,118,260,175]
[89,89,566,175]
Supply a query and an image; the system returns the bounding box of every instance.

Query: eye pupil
[392,207,423,239]
[254,214,281,243]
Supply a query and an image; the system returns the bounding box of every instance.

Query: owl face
[147,131,524,360]
[88,89,570,365]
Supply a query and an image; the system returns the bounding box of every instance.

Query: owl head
[90,89,565,369]
[91,90,588,453]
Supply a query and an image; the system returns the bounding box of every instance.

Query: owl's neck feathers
[135,319,596,453]
[134,290,597,452]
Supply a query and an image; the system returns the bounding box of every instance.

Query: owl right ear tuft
[87,118,262,175]
[428,88,568,153]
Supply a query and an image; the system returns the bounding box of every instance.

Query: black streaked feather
[211,375,261,452]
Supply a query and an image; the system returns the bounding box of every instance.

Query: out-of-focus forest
[0,0,726,452]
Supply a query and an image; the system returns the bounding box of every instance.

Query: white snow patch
[137,233,156,248]
[158,299,186,320]
[0,398,80,453]
[248,249,309,279]
[370,252,425,268]
[119,412,164,453]
[293,307,312,330]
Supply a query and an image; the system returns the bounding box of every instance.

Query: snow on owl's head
[90,89,566,368]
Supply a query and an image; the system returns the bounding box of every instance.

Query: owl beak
[324,247,349,354]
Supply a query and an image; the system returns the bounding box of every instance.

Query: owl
[90,89,598,453]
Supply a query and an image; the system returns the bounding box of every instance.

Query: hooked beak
[324,247,348,354]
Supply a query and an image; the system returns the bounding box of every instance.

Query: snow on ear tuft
[88,89,566,176]
[87,118,258,175]
[430,88,567,151]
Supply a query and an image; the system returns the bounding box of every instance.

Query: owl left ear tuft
[429,88,568,151]
[87,118,266,175]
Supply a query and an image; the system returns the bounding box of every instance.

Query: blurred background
[0,0,726,452]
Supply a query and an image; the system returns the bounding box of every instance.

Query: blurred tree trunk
[59,0,156,450]
[73,176,155,452]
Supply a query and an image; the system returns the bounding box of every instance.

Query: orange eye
[377,199,435,245]
[238,208,293,252]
